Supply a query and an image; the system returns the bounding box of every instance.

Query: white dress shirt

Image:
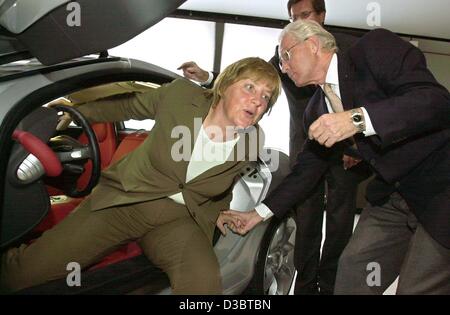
[202,71,215,86]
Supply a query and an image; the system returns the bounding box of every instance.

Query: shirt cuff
[201,71,214,86]
[361,107,377,136]
[255,203,274,221]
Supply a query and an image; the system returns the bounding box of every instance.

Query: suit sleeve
[359,29,450,147]
[263,139,329,219]
[75,79,178,123]
[269,48,280,72]
[208,185,234,226]
[203,71,219,89]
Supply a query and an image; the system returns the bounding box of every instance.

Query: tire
[244,213,297,295]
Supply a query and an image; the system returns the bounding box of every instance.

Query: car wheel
[245,213,297,295]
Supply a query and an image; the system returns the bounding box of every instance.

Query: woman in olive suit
[1,57,281,294]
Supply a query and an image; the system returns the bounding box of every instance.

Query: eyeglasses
[279,42,302,67]
[289,10,313,22]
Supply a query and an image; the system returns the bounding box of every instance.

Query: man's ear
[318,12,326,24]
[307,36,320,55]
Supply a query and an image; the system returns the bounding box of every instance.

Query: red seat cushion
[88,132,148,267]
[110,131,148,163]
[37,131,149,269]
[47,123,117,196]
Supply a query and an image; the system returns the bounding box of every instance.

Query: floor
[288,214,399,295]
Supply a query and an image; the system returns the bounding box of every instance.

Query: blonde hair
[205,57,281,113]
[280,20,337,53]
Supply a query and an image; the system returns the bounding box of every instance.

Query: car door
[0,0,186,65]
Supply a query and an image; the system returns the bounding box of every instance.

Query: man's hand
[342,154,361,170]
[308,111,358,147]
[177,61,209,83]
[223,209,263,235]
[46,98,73,131]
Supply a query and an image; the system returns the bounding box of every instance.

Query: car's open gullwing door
[0,0,186,65]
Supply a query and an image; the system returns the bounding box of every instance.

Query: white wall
[221,23,290,155]
[425,53,450,90]
[110,17,215,74]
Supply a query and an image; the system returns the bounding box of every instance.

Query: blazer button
[370,159,376,166]
[395,182,400,188]
[178,183,184,189]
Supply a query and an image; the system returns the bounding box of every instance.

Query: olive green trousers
[1,197,221,294]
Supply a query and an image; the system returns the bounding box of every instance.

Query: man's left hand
[308,111,357,147]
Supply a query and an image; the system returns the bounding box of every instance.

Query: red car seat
[35,131,149,269]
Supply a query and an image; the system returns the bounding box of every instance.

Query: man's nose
[280,61,289,74]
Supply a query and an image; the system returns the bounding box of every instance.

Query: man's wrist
[255,203,274,221]
[201,71,214,86]
[350,107,366,133]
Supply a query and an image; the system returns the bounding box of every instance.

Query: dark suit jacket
[76,78,262,242]
[264,28,450,248]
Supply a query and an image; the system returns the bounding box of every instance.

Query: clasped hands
[216,210,263,236]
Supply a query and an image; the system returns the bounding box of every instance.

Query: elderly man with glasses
[228,20,450,295]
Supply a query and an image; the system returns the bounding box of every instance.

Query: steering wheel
[49,105,101,197]
[2,106,101,248]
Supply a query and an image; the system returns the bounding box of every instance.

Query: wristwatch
[350,108,366,133]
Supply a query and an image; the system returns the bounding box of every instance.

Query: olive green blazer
[76,78,262,242]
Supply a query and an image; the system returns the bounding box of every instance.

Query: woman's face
[218,78,273,129]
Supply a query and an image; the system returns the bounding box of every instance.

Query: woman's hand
[222,209,263,235]
[46,98,74,130]
[216,212,243,236]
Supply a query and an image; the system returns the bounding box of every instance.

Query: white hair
[279,20,338,53]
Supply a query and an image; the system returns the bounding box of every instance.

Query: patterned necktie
[323,84,358,149]
[323,83,344,113]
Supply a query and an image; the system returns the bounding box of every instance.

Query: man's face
[279,34,318,87]
[219,78,272,129]
[290,0,325,24]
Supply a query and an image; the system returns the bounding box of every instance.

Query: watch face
[353,115,362,122]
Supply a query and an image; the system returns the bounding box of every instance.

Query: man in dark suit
[227,20,450,294]
[179,0,368,294]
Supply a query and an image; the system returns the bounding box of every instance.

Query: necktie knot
[323,83,344,113]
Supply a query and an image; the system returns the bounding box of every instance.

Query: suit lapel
[337,52,356,111]
[173,93,211,183]
[318,88,329,115]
